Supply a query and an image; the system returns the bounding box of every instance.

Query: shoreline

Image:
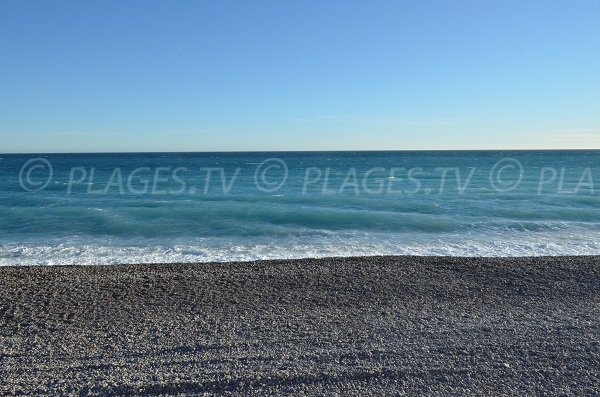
[2,255,599,395]
[3,253,600,268]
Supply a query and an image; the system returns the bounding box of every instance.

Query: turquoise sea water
[1,151,600,265]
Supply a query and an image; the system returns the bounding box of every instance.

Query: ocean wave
[2,229,600,266]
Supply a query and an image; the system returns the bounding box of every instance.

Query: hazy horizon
[4,148,600,155]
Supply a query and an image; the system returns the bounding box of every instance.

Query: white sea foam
[2,231,600,266]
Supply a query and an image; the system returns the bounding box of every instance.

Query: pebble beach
[1,256,599,396]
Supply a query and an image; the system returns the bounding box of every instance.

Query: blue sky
[1,0,599,152]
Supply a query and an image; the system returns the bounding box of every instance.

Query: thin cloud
[533,128,600,146]
[289,115,458,126]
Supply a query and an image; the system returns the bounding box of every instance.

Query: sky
[1,0,599,153]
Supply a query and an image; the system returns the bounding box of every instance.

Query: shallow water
[1,151,600,265]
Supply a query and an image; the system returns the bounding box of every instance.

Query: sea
[1,150,599,266]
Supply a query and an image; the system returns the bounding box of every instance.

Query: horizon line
[2,148,600,155]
